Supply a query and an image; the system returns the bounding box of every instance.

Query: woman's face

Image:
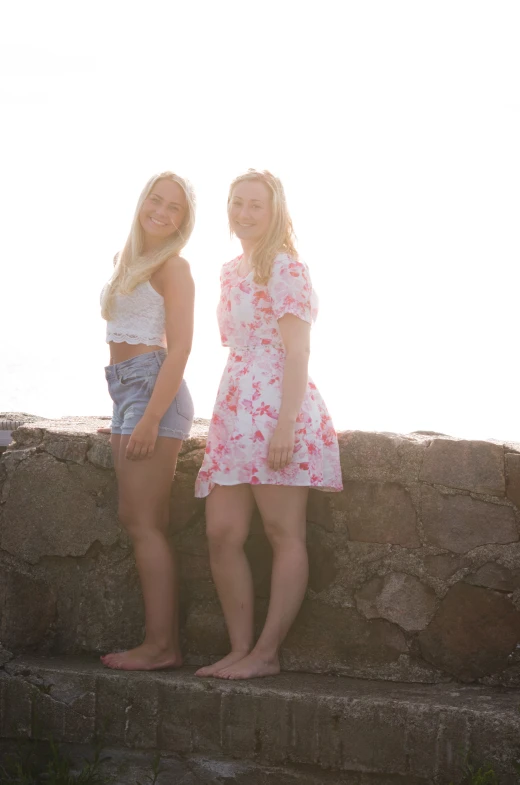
[229,180,272,246]
[139,179,187,243]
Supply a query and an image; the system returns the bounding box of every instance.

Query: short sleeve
[268,256,317,324]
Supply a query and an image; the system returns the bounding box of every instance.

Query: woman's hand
[267,421,295,471]
[126,417,159,461]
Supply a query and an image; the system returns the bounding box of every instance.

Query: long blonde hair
[101,172,196,319]
[228,169,298,285]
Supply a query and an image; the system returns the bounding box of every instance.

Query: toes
[103,654,123,669]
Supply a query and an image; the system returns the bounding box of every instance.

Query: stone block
[0,453,119,563]
[220,690,258,758]
[284,698,318,766]
[468,707,520,780]
[0,644,13,667]
[176,447,206,473]
[0,675,34,738]
[124,679,159,748]
[44,436,89,464]
[188,685,223,755]
[169,470,205,531]
[96,671,158,748]
[86,436,113,469]
[32,675,95,743]
[0,569,56,649]
[9,425,45,449]
[0,460,7,500]
[156,680,193,753]
[245,514,273,599]
[307,526,338,593]
[306,489,336,532]
[465,562,520,592]
[342,481,420,547]
[283,601,407,675]
[94,672,129,745]
[404,705,441,779]
[340,431,428,483]
[181,605,229,660]
[505,452,520,508]
[254,694,291,765]
[436,710,470,783]
[421,487,518,554]
[418,583,520,681]
[420,438,505,495]
[3,658,520,783]
[332,703,408,774]
[356,573,437,631]
[314,700,343,769]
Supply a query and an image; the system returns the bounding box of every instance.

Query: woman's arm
[268,314,311,471]
[126,257,194,460]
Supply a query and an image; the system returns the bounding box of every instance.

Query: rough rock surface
[418,583,520,682]
[355,573,437,632]
[1,417,519,685]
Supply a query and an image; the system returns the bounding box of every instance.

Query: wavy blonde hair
[228,169,298,285]
[101,172,196,319]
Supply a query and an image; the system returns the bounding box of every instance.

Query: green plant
[450,756,500,785]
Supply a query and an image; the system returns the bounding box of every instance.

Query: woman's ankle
[250,644,280,663]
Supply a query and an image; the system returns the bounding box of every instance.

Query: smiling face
[228,179,273,249]
[138,178,187,247]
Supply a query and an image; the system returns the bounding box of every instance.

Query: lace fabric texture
[104,281,167,348]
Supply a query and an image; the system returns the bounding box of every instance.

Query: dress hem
[195,479,344,499]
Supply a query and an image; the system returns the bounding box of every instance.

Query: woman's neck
[142,236,166,255]
[240,240,256,265]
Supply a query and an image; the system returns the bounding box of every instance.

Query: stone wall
[1,417,520,685]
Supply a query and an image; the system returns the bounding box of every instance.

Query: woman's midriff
[108,342,165,364]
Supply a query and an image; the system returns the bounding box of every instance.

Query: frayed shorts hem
[110,426,191,440]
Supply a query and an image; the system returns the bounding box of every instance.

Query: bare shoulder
[156,256,195,302]
[161,255,192,277]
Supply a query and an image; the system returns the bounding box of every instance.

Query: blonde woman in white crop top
[99,172,196,671]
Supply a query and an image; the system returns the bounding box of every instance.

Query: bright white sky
[1,1,519,441]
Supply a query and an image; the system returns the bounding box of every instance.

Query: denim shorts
[105,350,194,439]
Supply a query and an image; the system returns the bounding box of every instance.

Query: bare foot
[97,427,111,434]
[100,643,182,671]
[195,650,250,678]
[215,651,280,680]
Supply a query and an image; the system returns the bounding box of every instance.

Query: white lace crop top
[102,281,167,348]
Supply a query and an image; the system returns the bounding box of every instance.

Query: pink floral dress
[195,253,343,497]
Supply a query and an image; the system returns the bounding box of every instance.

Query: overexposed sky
[1,1,519,441]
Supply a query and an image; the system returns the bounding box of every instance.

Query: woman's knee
[118,504,168,539]
[263,516,307,549]
[206,515,248,551]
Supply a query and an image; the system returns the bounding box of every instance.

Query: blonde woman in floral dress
[195,170,342,680]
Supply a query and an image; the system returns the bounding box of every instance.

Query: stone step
[0,743,441,785]
[1,657,520,784]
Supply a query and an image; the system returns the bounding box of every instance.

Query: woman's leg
[101,435,182,670]
[215,485,309,680]
[195,484,256,677]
